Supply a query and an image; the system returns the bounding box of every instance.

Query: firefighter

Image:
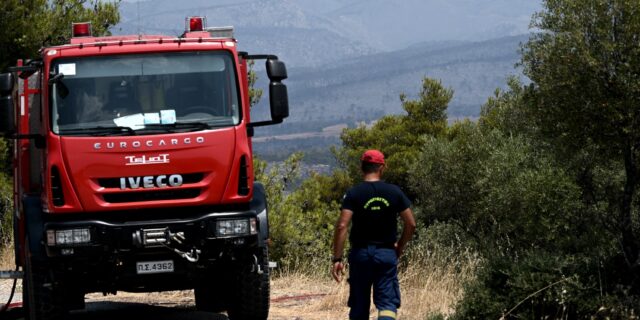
[331,149,417,320]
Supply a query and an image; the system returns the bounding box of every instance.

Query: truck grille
[51,166,65,207]
[103,189,201,203]
[238,156,250,196]
[97,173,204,189]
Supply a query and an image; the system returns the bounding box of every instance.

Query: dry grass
[0,242,13,270]
[84,290,194,306]
[269,270,349,319]
[0,240,479,319]
[270,248,480,320]
[396,249,480,319]
[0,242,20,305]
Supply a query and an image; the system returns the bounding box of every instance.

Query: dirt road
[1,275,351,320]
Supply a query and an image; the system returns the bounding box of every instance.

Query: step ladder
[0,271,22,279]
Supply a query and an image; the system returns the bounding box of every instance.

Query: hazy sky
[115,0,542,50]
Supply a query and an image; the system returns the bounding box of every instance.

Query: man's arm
[331,208,353,282]
[395,207,416,258]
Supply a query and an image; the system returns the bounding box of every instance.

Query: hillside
[114,0,374,67]
[253,34,527,130]
[115,0,538,66]
[114,1,535,163]
[251,35,527,163]
[298,0,538,49]
[114,0,533,124]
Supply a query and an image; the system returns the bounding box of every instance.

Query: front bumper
[41,209,265,292]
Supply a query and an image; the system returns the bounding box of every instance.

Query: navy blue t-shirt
[341,181,411,246]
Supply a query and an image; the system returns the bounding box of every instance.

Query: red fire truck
[0,17,289,319]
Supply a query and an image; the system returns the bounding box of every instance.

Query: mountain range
[114,0,538,139]
[116,0,539,65]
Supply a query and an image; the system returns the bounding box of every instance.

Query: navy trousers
[348,245,400,320]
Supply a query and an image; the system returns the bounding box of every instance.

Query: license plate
[136,260,174,274]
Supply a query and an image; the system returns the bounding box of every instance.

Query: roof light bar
[207,26,235,39]
[186,16,206,32]
[72,22,92,37]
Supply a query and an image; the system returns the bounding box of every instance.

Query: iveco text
[119,174,183,190]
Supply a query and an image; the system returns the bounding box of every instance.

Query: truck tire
[23,240,66,320]
[194,278,228,312]
[227,247,270,320]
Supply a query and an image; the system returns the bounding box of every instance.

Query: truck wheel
[227,247,270,320]
[194,278,228,312]
[23,241,66,320]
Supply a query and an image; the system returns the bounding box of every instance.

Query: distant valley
[252,34,527,133]
[250,34,527,163]
[115,0,537,163]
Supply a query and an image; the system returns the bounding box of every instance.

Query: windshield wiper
[59,126,136,136]
[141,122,212,132]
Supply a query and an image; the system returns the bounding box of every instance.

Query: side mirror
[266,59,287,82]
[245,55,290,128]
[267,59,288,122]
[269,82,289,121]
[0,73,16,134]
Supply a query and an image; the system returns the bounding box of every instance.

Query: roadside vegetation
[0,0,120,247]
[258,0,640,318]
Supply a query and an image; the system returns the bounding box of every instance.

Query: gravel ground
[0,279,21,306]
[0,277,343,320]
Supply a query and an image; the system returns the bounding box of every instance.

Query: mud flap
[251,183,269,248]
[22,195,45,260]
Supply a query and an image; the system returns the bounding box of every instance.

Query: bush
[255,153,351,274]
[425,313,446,320]
[453,248,640,319]
[0,176,12,246]
[406,119,636,318]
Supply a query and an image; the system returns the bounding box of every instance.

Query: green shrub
[255,153,351,274]
[425,313,446,320]
[0,175,11,245]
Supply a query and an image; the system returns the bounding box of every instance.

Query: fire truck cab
[0,17,288,320]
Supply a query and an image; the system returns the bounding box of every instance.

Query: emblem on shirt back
[364,197,390,211]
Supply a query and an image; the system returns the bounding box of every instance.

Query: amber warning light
[72,22,92,37]
[187,16,205,32]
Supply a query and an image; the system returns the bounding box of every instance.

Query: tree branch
[500,277,571,320]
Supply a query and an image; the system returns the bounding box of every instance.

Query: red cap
[361,149,385,164]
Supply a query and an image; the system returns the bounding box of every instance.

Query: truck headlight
[216,218,257,237]
[46,228,91,246]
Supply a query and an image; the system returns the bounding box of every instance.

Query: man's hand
[396,208,416,259]
[331,209,352,283]
[394,243,404,258]
[331,261,345,282]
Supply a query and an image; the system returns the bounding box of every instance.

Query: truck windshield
[50,51,240,135]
